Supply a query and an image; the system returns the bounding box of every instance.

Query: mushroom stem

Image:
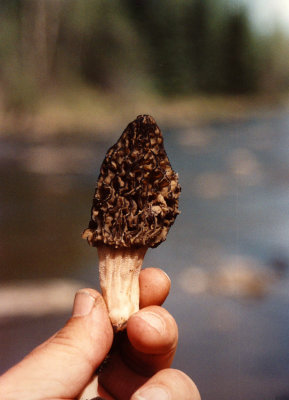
[97,245,147,331]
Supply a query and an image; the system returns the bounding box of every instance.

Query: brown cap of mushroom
[82,114,181,249]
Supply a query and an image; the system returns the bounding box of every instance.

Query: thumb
[0,289,113,400]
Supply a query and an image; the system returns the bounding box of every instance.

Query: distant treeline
[0,0,288,109]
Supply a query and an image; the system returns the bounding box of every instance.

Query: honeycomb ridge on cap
[82,115,181,249]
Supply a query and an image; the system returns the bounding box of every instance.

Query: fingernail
[72,290,96,317]
[133,385,170,400]
[136,311,166,335]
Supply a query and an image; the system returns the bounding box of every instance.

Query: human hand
[0,268,200,400]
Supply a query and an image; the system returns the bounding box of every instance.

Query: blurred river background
[1,1,289,400]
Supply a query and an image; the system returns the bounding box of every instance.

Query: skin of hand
[0,268,201,400]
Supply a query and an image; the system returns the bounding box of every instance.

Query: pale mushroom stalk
[82,115,181,332]
[97,245,147,330]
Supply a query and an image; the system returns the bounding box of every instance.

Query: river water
[1,111,289,399]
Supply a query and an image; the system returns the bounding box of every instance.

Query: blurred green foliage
[0,0,288,112]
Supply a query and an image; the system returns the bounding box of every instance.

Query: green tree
[221,7,258,93]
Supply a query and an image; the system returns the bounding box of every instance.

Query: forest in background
[0,0,288,132]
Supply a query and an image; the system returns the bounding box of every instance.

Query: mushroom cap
[82,114,181,248]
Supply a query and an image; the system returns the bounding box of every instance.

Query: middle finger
[124,305,178,375]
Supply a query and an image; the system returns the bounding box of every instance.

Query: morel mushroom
[82,114,180,331]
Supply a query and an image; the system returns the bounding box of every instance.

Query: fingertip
[72,289,103,318]
[139,268,171,308]
[65,287,113,352]
[131,368,201,400]
[69,288,113,362]
[169,369,201,400]
[127,305,178,354]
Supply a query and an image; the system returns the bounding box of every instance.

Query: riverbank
[1,87,288,140]
[1,110,289,400]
